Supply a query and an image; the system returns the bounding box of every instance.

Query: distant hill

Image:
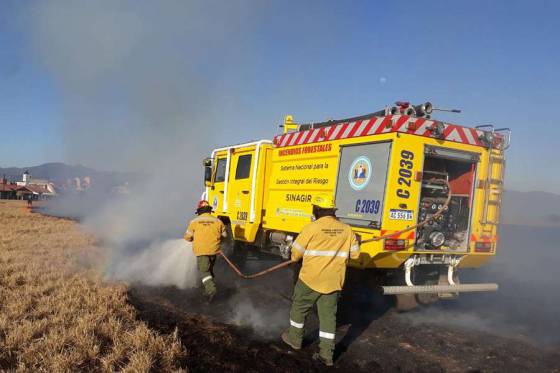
[1,163,96,183]
[1,163,558,227]
[0,162,137,190]
[501,190,560,227]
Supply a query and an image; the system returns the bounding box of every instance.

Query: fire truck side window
[235,154,252,180]
[215,158,227,182]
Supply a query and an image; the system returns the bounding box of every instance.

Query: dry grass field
[0,201,185,372]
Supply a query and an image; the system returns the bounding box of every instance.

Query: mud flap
[395,294,419,312]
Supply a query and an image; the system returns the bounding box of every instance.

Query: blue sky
[0,1,558,193]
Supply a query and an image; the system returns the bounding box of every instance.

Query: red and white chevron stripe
[273,115,486,148]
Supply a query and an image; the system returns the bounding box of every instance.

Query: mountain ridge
[0,162,135,189]
[1,163,559,227]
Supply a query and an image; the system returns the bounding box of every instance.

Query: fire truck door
[335,141,392,228]
[212,156,227,213]
[227,148,254,240]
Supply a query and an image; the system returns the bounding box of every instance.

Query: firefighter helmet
[311,193,336,209]
[197,200,210,209]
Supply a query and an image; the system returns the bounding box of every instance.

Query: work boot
[281,331,301,350]
[312,352,334,367]
[205,291,216,304]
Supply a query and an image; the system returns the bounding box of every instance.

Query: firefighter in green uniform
[281,193,360,366]
[184,200,227,301]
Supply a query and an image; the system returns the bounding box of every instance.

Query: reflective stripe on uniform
[290,319,304,328]
[304,250,348,258]
[292,241,305,253]
[319,331,335,340]
[351,244,359,252]
[202,275,213,283]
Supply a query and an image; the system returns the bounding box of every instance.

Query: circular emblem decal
[212,196,219,209]
[348,156,372,191]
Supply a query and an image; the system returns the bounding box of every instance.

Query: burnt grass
[127,262,560,373]
[128,288,329,373]
[23,201,560,372]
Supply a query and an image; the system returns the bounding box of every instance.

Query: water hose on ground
[218,178,452,279]
[218,250,294,279]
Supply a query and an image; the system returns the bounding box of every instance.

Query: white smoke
[401,306,531,343]
[23,5,303,341]
[228,288,288,337]
[401,224,560,346]
[23,1,261,287]
[107,239,198,289]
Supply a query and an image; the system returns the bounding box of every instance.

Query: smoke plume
[24,1,262,285]
[22,1,308,337]
[106,239,199,289]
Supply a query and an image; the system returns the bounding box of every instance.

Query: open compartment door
[415,146,479,252]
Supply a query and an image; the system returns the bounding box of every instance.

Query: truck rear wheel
[228,239,250,270]
[222,223,248,266]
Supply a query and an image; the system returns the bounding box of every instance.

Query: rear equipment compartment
[415,146,477,252]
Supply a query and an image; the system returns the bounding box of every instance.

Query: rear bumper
[381,283,499,295]
[352,251,495,269]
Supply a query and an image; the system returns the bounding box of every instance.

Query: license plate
[389,209,414,221]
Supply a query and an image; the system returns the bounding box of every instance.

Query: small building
[16,170,31,186]
[14,186,34,201]
[19,171,56,199]
[15,184,53,201]
[0,177,18,199]
[1,172,57,200]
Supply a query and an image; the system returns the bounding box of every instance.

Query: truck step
[381,283,499,295]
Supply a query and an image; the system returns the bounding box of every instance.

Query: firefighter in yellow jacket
[281,193,359,366]
[184,200,227,301]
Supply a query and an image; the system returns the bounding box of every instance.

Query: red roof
[0,183,17,192]
[1,183,55,195]
[24,185,49,194]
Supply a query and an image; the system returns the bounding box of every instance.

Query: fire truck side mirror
[203,158,213,186]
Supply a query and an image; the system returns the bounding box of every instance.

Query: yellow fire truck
[202,102,510,305]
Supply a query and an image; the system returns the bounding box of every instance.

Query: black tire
[220,224,235,256]
[232,240,246,260]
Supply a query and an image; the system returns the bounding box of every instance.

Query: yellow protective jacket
[184,213,227,256]
[291,216,359,294]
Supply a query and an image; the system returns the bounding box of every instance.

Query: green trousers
[197,255,217,297]
[288,279,339,361]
